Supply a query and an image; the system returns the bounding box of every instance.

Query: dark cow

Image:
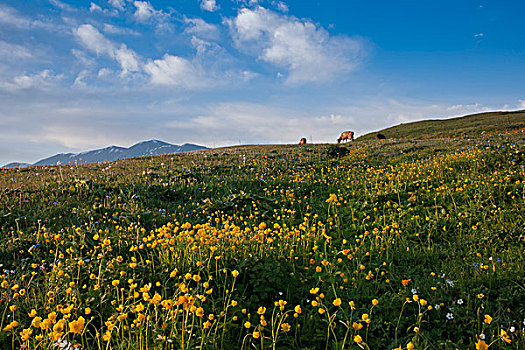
[376,133,386,140]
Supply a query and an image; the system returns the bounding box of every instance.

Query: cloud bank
[74,24,140,76]
[228,6,365,84]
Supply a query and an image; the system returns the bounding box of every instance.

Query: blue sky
[1,0,524,165]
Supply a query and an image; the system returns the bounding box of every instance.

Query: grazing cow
[299,137,307,145]
[337,131,354,143]
[376,133,386,140]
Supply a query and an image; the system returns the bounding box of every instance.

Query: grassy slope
[357,110,525,140]
[0,122,524,348]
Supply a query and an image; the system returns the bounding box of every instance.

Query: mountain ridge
[3,140,208,168]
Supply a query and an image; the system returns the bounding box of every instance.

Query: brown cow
[337,131,354,143]
[299,137,307,145]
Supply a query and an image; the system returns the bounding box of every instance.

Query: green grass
[0,133,524,349]
[357,110,525,140]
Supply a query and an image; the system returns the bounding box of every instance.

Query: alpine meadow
[1,115,524,349]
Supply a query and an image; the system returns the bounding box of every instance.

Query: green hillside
[357,110,525,140]
[0,126,524,349]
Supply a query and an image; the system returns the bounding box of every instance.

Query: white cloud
[276,2,288,12]
[144,54,209,89]
[73,70,89,87]
[49,0,76,11]
[130,1,171,31]
[13,70,55,89]
[72,49,95,67]
[0,5,63,32]
[108,0,126,11]
[191,37,215,56]
[90,2,103,12]
[184,17,219,40]
[90,2,119,16]
[75,24,114,55]
[474,33,484,38]
[241,70,258,81]
[103,23,140,36]
[39,124,121,149]
[0,40,33,60]
[133,1,160,22]
[188,36,229,63]
[0,5,31,28]
[200,0,218,12]
[98,68,113,77]
[74,24,140,76]
[447,103,484,111]
[114,45,140,74]
[227,6,365,84]
[0,70,62,90]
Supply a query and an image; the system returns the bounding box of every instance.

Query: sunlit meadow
[1,131,524,349]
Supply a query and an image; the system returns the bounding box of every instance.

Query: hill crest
[357,110,525,140]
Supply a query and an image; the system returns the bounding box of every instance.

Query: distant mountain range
[2,162,31,169]
[2,140,208,168]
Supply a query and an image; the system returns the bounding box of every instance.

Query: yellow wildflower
[151,293,162,304]
[499,329,511,343]
[484,314,492,324]
[3,321,18,332]
[195,307,204,317]
[476,339,489,350]
[103,331,111,341]
[352,322,363,330]
[326,194,338,203]
[20,328,32,341]
[31,317,42,328]
[69,316,85,334]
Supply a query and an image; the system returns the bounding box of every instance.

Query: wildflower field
[1,133,524,349]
